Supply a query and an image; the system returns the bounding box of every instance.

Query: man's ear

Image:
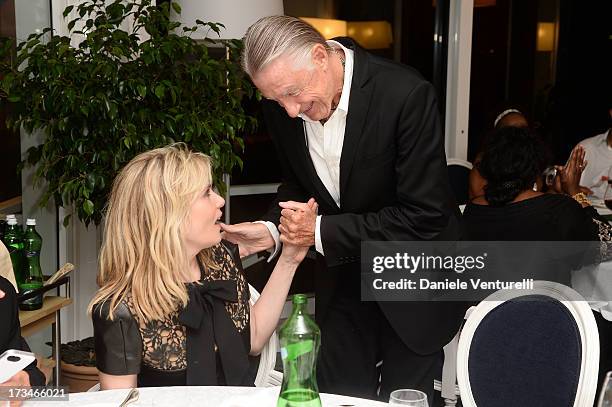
[310,44,329,69]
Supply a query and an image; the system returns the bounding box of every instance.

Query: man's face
[252,47,335,121]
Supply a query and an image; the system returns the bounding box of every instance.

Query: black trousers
[316,295,443,404]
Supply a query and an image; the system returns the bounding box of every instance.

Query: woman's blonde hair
[88,143,215,322]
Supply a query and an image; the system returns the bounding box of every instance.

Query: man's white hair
[241,15,332,78]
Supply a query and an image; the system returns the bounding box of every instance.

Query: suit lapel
[339,41,374,201]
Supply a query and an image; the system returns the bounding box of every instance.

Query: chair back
[457,281,599,407]
[447,158,473,205]
[249,284,283,387]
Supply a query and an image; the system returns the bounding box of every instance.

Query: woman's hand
[556,145,588,196]
[219,222,275,258]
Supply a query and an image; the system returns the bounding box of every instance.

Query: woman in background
[468,107,530,201]
[89,143,313,389]
[462,127,612,397]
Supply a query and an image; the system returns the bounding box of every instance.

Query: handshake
[220,198,319,264]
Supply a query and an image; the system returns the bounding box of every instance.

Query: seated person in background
[464,126,606,240]
[468,107,530,201]
[89,143,312,390]
[576,102,612,199]
[0,275,46,398]
[462,127,612,396]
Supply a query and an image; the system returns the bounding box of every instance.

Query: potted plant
[0,0,256,226]
[50,337,98,392]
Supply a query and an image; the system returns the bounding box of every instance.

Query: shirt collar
[598,130,611,146]
[328,40,354,115]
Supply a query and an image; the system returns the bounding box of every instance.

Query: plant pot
[60,361,98,393]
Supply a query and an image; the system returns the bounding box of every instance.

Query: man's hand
[1,370,30,407]
[220,222,274,258]
[279,198,318,247]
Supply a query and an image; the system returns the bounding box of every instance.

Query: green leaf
[171,2,181,14]
[154,84,165,99]
[63,5,74,18]
[83,199,94,216]
[4,0,256,226]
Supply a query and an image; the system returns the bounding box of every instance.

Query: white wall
[15,0,57,356]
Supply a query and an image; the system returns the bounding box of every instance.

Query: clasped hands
[278,198,318,248]
[220,198,318,259]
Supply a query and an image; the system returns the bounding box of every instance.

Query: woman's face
[183,184,225,253]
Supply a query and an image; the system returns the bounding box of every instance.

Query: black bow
[178,280,250,385]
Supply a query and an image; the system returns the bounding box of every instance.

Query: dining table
[22,385,391,406]
[592,198,612,222]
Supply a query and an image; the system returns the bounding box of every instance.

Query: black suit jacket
[261,38,465,355]
[0,276,45,386]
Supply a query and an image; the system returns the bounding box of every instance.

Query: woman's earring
[532,182,538,192]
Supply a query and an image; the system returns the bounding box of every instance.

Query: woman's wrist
[565,185,581,196]
[277,254,301,270]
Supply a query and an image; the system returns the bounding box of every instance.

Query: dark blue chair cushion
[468,295,581,407]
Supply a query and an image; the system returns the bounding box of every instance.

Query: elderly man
[221,16,464,401]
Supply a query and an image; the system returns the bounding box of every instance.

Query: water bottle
[277,294,321,407]
[3,215,25,287]
[19,218,44,311]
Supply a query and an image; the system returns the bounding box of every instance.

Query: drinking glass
[389,389,429,406]
[605,167,612,210]
[543,166,557,187]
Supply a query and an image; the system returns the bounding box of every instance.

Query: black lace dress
[92,241,254,387]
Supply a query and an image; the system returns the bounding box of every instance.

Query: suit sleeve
[0,278,46,386]
[320,81,455,267]
[260,100,310,226]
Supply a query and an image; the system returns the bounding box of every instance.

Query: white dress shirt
[261,41,355,259]
[578,129,612,199]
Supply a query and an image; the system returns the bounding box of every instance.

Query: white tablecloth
[23,386,389,406]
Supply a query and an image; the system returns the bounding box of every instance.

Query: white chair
[446,158,473,206]
[433,307,475,407]
[457,281,600,407]
[88,284,282,391]
[446,158,473,170]
[249,284,283,387]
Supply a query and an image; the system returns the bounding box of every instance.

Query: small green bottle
[277,294,322,407]
[3,215,25,287]
[19,218,44,311]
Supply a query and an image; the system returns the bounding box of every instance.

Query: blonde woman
[89,144,313,389]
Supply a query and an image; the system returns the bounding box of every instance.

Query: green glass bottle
[3,215,25,288]
[19,218,44,311]
[277,294,322,407]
